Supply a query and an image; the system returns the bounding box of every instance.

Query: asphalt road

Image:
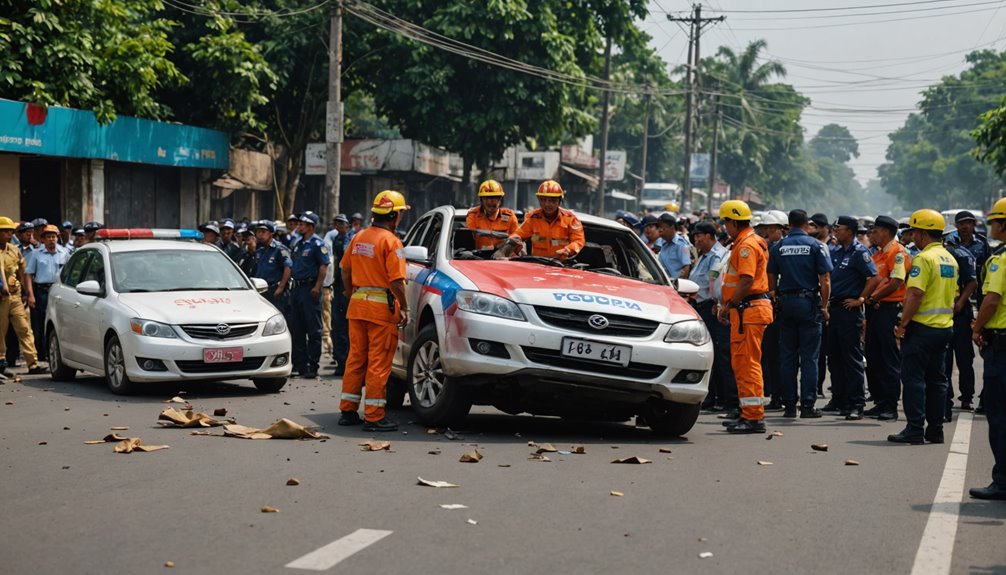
[1,364,1004,575]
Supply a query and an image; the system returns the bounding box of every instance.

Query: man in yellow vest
[969,198,1006,499]
[889,209,958,444]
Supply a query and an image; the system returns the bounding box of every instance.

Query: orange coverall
[466,206,518,250]
[514,208,585,258]
[722,228,772,421]
[339,225,406,422]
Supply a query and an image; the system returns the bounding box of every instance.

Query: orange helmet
[536,180,564,198]
[371,190,410,215]
[478,180,504,197]
[41,224,60,236]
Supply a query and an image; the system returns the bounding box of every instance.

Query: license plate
[204,347,243,363]
[561,338,630,366]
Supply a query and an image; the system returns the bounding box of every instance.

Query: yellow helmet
[536,180,564,198]
[0,217,15,231]
[665,201,680,212]
[371,190,410,215]
[908,208,944,231]
[478,180,504,197]
[718,200,752,221]
[988,197,1006,221]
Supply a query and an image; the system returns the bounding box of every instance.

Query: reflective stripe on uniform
[341,393,362,402]
[917,307,953,315]
[364,398,387,407]
[352,286,388,303]
[739,396,764,406]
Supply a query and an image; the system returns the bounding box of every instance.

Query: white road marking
[911,412,974,575]
[286,529,393,571]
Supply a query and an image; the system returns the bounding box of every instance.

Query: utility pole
[668,4,724,212]
[324,0,343,222]
[596,34,613,216]
[708,94,721,215]
[638,87,652,201]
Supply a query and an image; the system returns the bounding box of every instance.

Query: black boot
[362,418,398,432]
[725,418,766,434]
[337,411,362,426]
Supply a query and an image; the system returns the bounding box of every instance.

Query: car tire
[253,377,287,393]
[104,335,135,395]
[48,329,76,381]
[407,324,471,426]
[386,376,407,409]
[645,400,701,437]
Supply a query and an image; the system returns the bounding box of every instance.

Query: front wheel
[645,401,701,437]
[48,329,76,381]
[253,377,287,393]
[407,325,471,426]
[104,335,135,395]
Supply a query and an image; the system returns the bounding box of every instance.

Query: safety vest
[906,242,957,329]
[872,239,911,303]
[982,249,1006,329]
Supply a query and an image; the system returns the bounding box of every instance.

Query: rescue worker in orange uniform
[338,190,411,432]
[716,200,773,433]
[509,180,585,259]
[466,179,518,250]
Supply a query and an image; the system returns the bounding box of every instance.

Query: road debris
[114,437,170,454]
[535,443,558,453]
[286,477,300,486]
[466,519,478,525]
[158,408,229,428]
[38,441,47,445]
[610,491,624,497]
[571,446,586,454]
[459,450,482,463]
[222,419,326,440]
[428,449,442,455]
[110,426,129,431]
[439,504,468,510]
[213,408,228,417]
[611,456,652,464]
[757,460,774,466]
[164,396,188,405]
[659,448,672,453]
[699,552,714,559]
[497,464,511,468]
[4,400,12,406]
[359,440,391,452]
[444,429,459,441]
[165,560,174,568]
[811,444,829,452]
[261,506,279,513]
[426,428,438,435]
[772,430,784,436]
[845,460,860,466]
[85,433,130,444]
[417,477,459,488]
[528,453,551,462]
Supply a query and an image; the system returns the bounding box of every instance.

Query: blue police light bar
[95,228,205,240]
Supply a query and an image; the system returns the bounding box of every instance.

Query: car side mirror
[404,245,430,265]
[251,277,269,294]
[674,278,700,296]
[76,280,103,297]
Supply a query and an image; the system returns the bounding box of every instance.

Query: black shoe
[877,411,899,421]
[888,429,925,444]
[765,400,784,412]
[725,418,765,434]
[924,430,945,444]
[362,418,398,432]
[26,364,47,375]
[821,403,840,413]
[839,408,852,417]
[783,404,797,418]
[975,403,985,414]
[944,413,953,423]
[337,411,362,426]
[845,408,864,421]
[800,407,823,419]
[300,371,318,379]
[959,400,973,411]
[969,483,1006,500]
[864,405,882,417]
[718,408,741,423]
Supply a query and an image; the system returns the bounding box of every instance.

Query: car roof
[89,240,222,254]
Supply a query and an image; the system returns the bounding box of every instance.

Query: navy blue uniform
[827,240,878,412]
[289,234,330,375]
[769,229,834,408]
[326,231,349,375]
[945,244,978,412]
[254,240,292,312]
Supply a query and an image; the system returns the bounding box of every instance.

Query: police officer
[59,221,73,247]
[467,179,518,251]
[0,217,45,375]
[344,213,364,251]
[198,221,220,246]
[71,228,86,252]
[82,221,104,245]
[888,209,958,444]
[25,224,69,362]
[15,222,35,252]
[288,211,330,379]
[325,214,351,376]
[717,200,773,434]
[969,198,1006,499]
[690,221,737,414]
[757,210,787,411]
[509,180,585,259]
[656,213,691,278]
[252,221,292,314]
[283,214,302,248]
[218,219,244,262]
[946,210,988,411]
[235,224,258,277]
[768,209,833,418]
[943,233,977,421]
[864,215,912,421]
[824,215,880,420]
[641,214,663,253]
[339,191,411,432]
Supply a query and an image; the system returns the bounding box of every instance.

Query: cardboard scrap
[611,456,651,464]
[359,440,392,452]
[845,460,860,466]
[114,437,170,454]
[158,408,228,428]
[757,460,773,466]
[459,450,482,463]
[440,504,468,510]
[84,433,129,444]
[610,491,624,497]
[699,552,714,559]
[571,446,586,454]
[466,519,478,525]
[164,396,188,404]
[528,453,551,462]
[811,444,829,452]
[286,477,300,486]
[110,426,129,431]
[261,506,279,513]
[417,477,459,488]
[213,408,228,417]
[658,448,672,454]
[223,419,326,440]
[535,443,558,453]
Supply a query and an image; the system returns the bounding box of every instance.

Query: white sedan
[44,232,292,394]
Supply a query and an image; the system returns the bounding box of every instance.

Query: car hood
[116,290,273,324]
[449,261,697,322]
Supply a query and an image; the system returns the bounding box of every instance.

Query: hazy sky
[640,0,1006,184]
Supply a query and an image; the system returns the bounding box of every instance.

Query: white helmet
[758,210,788,227]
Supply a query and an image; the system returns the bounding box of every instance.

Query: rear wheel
[407,325,471,426]
[253,377,287,393]
[104,335,135,395]
[48,329,76,381]
[645,401,701,437]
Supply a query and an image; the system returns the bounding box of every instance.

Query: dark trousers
[817,322,828,394]
[945,305,976,403]
[979,347,1006,488]
[29,288,48,361]
[263,286,288,316]
[331,289,349,372]
[865,303,902,411]
[289,284,322,373]
[5,316,19,366]
[827,305,867,410]
[900,322,952,434]
[778,296,822,408]
[761,320,780,400]
[696,301,738,409]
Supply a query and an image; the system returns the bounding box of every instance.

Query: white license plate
[204,347,243,363]
[560,338,630,366]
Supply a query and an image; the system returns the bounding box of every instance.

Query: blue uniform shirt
[688,242,727,303]
[26,244,70,284]
[829,239,878,299]
[947,244,977,290]
[253,240,293,287]
[768,229,833,293]
[290,234,331,281]
[658,234,691,278]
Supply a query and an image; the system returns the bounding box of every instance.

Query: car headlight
[455,290,526,321]
[664,320,710,346]
[263,313,288,336]
[129,319,178,339]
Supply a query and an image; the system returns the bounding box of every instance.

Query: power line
[700,0,975,15]
[724,0,1004,20]
[728,4,1003,31]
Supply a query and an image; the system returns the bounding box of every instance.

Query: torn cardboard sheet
[223,418,326,440]
[157,407,229,428]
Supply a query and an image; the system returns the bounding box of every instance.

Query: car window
[60,250,91,288]
[404,217,430,247]
[79,251,106,289]
[110,249,250,293]
[419,214,443,255]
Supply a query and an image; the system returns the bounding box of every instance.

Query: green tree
[809,123,859,164]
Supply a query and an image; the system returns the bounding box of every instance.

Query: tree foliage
[809,123,859,164]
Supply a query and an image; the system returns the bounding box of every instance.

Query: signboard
[305,143,327,175]
[690,153,710,181]
[604,151,626,181]
[561,144,599,169]
[308,139,460,176]
[517,151,559,180]
[0,98,228,169]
